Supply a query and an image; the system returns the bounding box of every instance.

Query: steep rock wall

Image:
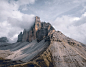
[17,16,55,42]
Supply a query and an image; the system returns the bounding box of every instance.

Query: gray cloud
[74,13,86,26]
[14,0,35,5]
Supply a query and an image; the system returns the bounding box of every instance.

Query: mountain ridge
[0,16,86,67]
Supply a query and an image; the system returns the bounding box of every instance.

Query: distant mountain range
[0,16,86,67]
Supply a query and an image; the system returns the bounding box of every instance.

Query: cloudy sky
[0,0,86,44]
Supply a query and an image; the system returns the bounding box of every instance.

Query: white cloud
[15,0,35,6]
[0,0,36,43]
[82,12,86,16]
[0,0,36,21]
[50,12,86,44]
[74,12,86,26]
[22,6,28,11]
[0,21,23,43]
[0,0,19,21]
[8,14,35,30]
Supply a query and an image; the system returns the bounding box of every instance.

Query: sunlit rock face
[17,16,55,42]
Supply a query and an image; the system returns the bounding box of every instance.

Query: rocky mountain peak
[17,16,55,42]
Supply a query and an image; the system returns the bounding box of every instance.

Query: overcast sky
[0,0,86,44]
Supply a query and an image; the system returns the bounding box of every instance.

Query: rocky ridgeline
[17,16,55,42]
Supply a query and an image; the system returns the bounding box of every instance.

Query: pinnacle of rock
[17,16,55,42]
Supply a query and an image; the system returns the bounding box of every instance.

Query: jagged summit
[17,16,55,42]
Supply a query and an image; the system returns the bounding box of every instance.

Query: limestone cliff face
[17,16,55,42]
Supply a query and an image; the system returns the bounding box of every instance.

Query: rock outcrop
[17,16,55,42]
[17,32,23,42]
[0,37,8,42]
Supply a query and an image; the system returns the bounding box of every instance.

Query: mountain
[0,16,86,67]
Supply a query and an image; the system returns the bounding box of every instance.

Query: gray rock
[17,16,55,42]
[17,32,23,42]
[0,37,8,42]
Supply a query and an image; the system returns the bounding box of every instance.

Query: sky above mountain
[0,0,86,44]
